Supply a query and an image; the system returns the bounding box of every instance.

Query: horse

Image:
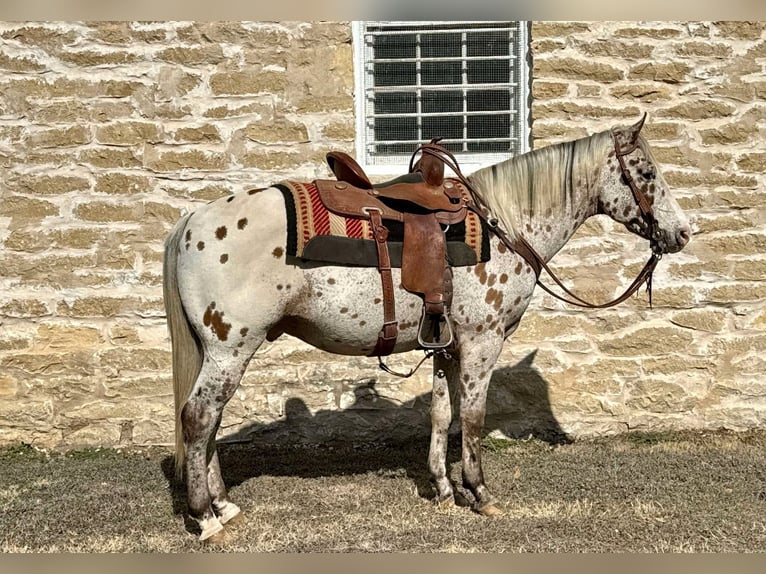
[162,115,691,541]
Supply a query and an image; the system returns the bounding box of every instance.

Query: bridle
[612,132,664,256]
[414,134,664,309]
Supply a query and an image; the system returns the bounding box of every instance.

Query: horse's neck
[520,176,599,263]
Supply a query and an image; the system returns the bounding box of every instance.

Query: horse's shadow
[162,350,570,518]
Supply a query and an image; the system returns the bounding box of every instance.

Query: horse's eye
[641,169,656,181]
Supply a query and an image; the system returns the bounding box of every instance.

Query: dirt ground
[1,429,765,552]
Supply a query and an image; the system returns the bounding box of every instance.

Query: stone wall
[0,21,763,449]
[526,21,766,436]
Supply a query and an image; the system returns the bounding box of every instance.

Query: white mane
[468,130,614,240]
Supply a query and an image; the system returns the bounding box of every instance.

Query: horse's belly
[281,266,424,356]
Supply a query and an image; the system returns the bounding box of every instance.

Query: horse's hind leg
[181,354,249,540]
[207,446,241,524]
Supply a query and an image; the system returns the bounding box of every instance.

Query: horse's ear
[613,112,647,154]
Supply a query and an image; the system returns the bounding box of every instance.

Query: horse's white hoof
[217,501,242,525]
[198,516,224,542]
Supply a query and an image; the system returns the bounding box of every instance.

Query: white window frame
[352,20,530,176]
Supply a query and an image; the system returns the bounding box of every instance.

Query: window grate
[353,21,530,171]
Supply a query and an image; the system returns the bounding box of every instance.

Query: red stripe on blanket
[307,183,330,235]
[346,217,363,239]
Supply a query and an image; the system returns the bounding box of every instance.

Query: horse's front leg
[428,352,458,504]
[458,338,504,515]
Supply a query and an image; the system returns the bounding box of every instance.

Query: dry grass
[1,429,765,552]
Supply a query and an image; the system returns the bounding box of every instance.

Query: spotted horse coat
[163,116,691,542]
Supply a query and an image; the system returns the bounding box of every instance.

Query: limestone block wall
[525,21,766,436]
[0,21,763,449]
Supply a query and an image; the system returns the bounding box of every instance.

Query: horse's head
[599,115,691,254]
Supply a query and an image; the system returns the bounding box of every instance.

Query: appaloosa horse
[163,116,691,541]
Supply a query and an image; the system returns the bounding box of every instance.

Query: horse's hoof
[434,495,455,508]
[204,529,230,546]
[476,503,504,517]
[217,502,242,525]
[198,516,224,542]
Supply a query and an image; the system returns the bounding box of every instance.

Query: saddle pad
[276,181,491,268]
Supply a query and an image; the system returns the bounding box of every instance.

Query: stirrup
[417,307,453,349]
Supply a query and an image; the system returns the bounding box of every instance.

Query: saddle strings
[378,345,454,379]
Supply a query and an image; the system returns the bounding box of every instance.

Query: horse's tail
[163,213,202,480]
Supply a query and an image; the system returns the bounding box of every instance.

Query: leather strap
[412,140,662,310]
[367,209,398,356]
[465,200,660,309]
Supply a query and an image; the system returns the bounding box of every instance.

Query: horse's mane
[468,130,615,240]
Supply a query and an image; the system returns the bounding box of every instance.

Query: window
[353,21,530,174]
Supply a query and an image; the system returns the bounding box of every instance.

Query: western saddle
[315,139,470,357]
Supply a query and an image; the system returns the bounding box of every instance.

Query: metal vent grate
[354,21,529,170]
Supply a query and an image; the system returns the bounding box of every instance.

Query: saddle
[316,139,469,356]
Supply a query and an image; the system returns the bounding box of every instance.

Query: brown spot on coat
[473,264,488,285]
[240,327,249,337]
[487,274,496,287]
[485,288,504,311]
[272,247,284,258]
[327,278,336,284]
[185,230,192,241]
[215,226,227,240]
[497,241,507,254]
[220,254,228,263]
[374,298,381,304]
[202,302,231,341]
[197,241,205,251]
[247,188,265,195]
[340,307,348,314]
[237,218,248,230]
[227,196,234,203]
[500,273,508,284]
[514,262,523,275]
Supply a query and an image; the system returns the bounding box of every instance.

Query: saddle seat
[326,142,463,213]
[317,140,470,356]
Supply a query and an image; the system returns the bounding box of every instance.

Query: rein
[414,137,662,310]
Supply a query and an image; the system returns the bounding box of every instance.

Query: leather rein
[414,135,663,309]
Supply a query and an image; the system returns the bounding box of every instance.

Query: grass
[1,429,765,552]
